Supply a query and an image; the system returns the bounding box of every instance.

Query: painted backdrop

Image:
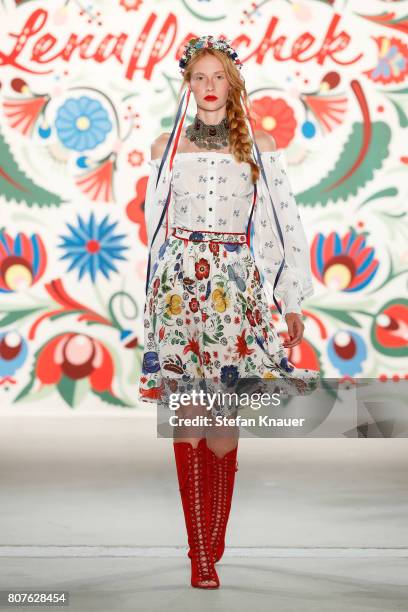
[0,0,407,411]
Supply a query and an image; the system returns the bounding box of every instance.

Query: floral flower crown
[179,35,243,75]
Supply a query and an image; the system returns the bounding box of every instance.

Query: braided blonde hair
[181,48,260,184]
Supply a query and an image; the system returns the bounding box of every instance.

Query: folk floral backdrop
[0,0,406,411]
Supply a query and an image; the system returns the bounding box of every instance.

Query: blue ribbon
[145,89,188,296]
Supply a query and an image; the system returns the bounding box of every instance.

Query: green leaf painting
[0,131,64,207]
[297,122,392,206]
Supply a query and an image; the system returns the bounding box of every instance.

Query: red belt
[172,226,247,244]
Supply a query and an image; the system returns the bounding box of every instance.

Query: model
[138,35,320,589]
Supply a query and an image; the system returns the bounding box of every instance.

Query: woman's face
[189,54,230,111]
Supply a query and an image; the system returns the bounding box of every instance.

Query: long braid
[226,88,259,184]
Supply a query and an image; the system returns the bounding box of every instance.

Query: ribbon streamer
[145,88,191,295]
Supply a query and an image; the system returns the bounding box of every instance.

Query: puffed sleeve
[250,149,314,317]
[144,158,172,293]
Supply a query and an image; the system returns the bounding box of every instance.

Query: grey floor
[0,412,407,611]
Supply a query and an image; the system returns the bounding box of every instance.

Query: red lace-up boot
[207,443,239,563]
[173,438,220,589]
[187,442,239,564]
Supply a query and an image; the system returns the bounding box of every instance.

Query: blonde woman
[139,36,319,589]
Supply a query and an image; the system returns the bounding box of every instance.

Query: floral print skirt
[138,227,319,414]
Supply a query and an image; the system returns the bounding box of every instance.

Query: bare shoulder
[151,132,171,160]
[253,129,277,152]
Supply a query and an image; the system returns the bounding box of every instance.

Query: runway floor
[0,410,407,610]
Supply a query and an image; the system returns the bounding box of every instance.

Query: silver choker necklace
[185,115,229,150]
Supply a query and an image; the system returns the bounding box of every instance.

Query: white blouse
[144,149,314,317]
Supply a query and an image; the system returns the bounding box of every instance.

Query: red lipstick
[204,95,218,101]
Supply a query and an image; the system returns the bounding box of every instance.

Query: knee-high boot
[173,438,220,588]
[187,442,239,564]
[207,443,239,563]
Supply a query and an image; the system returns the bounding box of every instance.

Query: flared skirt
[138,227,319,413]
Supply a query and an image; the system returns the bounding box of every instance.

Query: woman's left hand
[283,312,305,348]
